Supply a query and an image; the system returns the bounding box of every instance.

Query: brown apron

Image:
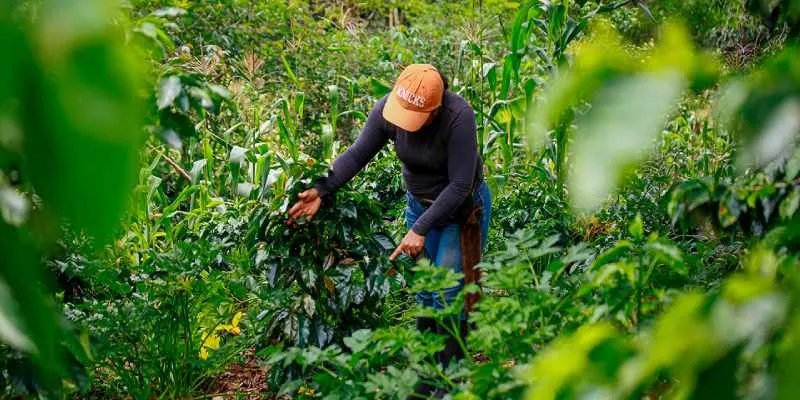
[415,190,483,315]
[459,202,482,314]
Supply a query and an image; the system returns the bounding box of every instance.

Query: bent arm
[315,99,389,197]
[411,107,478,235]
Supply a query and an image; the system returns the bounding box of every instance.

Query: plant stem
[150,145,192,181]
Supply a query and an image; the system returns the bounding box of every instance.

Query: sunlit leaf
[157,75,182,110]
[0,185,29,227]
[152,7,186,17]
[780,188,800,220]
[0,278,34,352]
[570,72,685,211]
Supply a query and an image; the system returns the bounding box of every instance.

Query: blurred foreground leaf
[0,223,61,387]
[0,0,145,389]
[718,47,800,169]
[571,72,684,210]
[530,21,719,212]
[23,0,144,241]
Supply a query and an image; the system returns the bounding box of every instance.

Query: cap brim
[382,94,430,132]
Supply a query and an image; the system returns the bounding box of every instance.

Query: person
[287,64,492,392]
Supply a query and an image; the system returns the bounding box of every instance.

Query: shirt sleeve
[411,107,478,235]
[315,98,389,197]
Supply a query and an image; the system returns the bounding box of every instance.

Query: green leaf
[689,346,741,399]
[188,86,213,111]
[24,5,145,241]
[152,7,186,17]
[157,75,181,110]
[0,223,62,386]
[719,189,742,228]
[276,117,298,161]
[281,54,300,87]
[644,242,688,276]
[629,213,644,240]
[547,1,569,47]
[593,240,634,268]
[780,188,800,220]
[0,276,34,352]
[500,54,516,99]
[786,149,800,180]
[369,77,392,97]
[482,62,498,92]
[510,2,535,54]
[593,261,636,285]
[570,72,685,211]
[343,329,373,353]
[190,159,207,183]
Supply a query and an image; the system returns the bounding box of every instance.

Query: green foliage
[747,0,800,35]
[251,155,402,350]
[523,244,797,400]
[153,72,231,149]
[489,176,573,251]
[268,325,441,399]
[3,0,800,399]
[720,45,800,168]
[530,20,720,210]
[668,153,800,236]
[0,0,143,392]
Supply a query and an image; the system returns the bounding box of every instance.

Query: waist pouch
[413,187,483,315]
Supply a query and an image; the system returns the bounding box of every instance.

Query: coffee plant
[2,0,800,399]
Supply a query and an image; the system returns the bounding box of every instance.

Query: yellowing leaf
[232,311,243,328]
[215,312,244,335]
[203,333,220,350]
[324,276,336,295]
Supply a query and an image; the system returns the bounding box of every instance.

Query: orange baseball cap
[382,64,444,132]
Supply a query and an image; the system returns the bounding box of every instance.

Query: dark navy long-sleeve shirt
[315,91,482,235]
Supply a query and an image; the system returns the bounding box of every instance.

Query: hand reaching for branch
[288,188,321,224]
[389,229,426,261]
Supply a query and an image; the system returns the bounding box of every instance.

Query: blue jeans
[405,181,492,311]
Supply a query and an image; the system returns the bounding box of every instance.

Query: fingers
[289,190,317,223]
[288,203,309,225]
[389,245,404,261]
[389,243,425,261]
[289,203,306,219]
[298,189,317,200]
[288,201,303,217]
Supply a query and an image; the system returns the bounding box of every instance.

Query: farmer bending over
[288,64,491,393]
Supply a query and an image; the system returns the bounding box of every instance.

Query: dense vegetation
[1,0,800,398]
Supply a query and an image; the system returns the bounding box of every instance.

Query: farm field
[2,0,800,399]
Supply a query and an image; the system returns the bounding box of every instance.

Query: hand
[288,188,322,224]
[389,229,426,261]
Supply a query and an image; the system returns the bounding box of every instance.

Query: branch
[150,145,192,181]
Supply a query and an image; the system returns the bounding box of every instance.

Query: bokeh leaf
[24,0,145,241]
[570,72,685,211]
[157,75,182,110]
